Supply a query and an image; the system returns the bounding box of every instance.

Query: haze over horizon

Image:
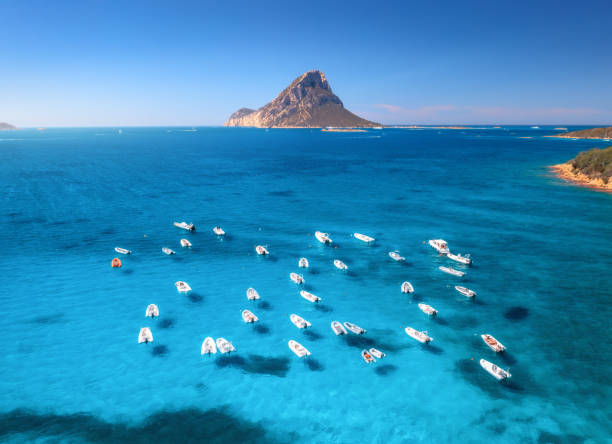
[1,0,611,127]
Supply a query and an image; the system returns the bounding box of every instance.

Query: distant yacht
[300,290,321,303]
[315,231,332,245]
[481,334,506,352]
[290,272,305,284]
[404,327,432,343]
[162,247,176,255]
[428,239,450,254]
[369,348,385,359]
[138,327,153,344]
[145,304,159,317]
[298,257,309,268]
[331,321,347,335]
[439,266,465,277]
[213,226,225,236]
[201,337,217,355]
[344,322,366,335]
[174,221,196,232]
[246,287,260,300]
[418,303,438,316]
[290,313,311,329]
[288,340,311,357]
[242,309,258,323]
[447,252,471,265]
[333,259,348,270]
[389,251,405,262]
[531,126,540,129]
[354,232,375,243]
[114,247,131,255]
[455,286,476,297]
[361,349,376,363]
[401,281,414,293]
[180,238,192,247]
[175,281,192,293]
[255,245,269,255]
[216,338,235,354]
[480,359,511,381]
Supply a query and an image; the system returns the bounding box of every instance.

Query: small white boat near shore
[138,327,153,344]
[242,309,258,323]
[447,252,472,265]
[361,349,376,363]
[216,338,235,354]
[389,251,405,262]
[333,259,348,270]
[162,247,176,255]
[175,281,192,293]
[300,290,321,303]
[401,281,414,293]
[481,334,506,352]
[455,286,476,297]
[369,348,385,359]
[439,266,465,277]
[115,247,131,255]
[246,288,260,300]
[255,245,269,255]
[354,233,375,243]
[145,304,159,317]
[290,313,311,329]
[418,303,438,316]
[428,239,450,254]
[213,226,225,236]
[290,272,305,284]
[201,337,217,355]
[331,321,347,335]
[180,238,192,247]
[174,221,196,232]
[480,358,511,381]
[288,340,310,357]
[404,326,432,343]
[344,322,366,335]
[298,257,309,268]
[315,231,332,245]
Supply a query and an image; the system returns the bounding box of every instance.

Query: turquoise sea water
[0,127,610,443]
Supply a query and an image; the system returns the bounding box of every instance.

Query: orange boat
[111,258,122,268]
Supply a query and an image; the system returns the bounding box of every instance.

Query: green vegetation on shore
[568,146,612,184]
[556,126,612,139]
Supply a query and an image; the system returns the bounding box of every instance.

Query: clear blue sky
[1,0,611,126]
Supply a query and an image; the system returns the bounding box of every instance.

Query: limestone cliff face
[224,70,379,128]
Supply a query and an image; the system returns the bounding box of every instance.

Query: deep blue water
[0,127,610,443]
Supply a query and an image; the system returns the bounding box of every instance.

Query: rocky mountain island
[224,70,380,128]
[552,125,612,139]
[0,122,17,130]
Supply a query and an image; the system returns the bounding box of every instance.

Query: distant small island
[551,146,612,192]
[224,70,380,128]
[0,122,17,130]
[550,125,612,140]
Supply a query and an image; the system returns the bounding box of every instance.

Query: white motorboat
[213,226,225,236]
[138,327,153,344]
[246,287,260,300]
[114,247,131,255]
[333,259,348,270]
[290,313,311,329]
[216,338,235,354]
[300,290,321,303]
[418,303,438,316]
[361,349,376,363]
[201,337,217,355]
[298,257,309,268]
[404,326,433,343]
[162,247,176,255]
[242,309,258,323]
[455,286,476,297]
[180,238,192,247]
[439,266,465,277]
[145,304,159,317]
[331,321,347,335]
[428,239,450,254]
[401,281,414,293]
[369,348,385,359]
[447,252,472,265]
[288,340,311,357]
[315,231,332,244]
[481,334,506,352]
[480,358,511,381]
[389,251,405,262]
[255,245,269,255]
[354,233,375,243]
[175,281,192,293]
[290,272,305,284]
[344,322,366,335]
[174,221,196,232]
